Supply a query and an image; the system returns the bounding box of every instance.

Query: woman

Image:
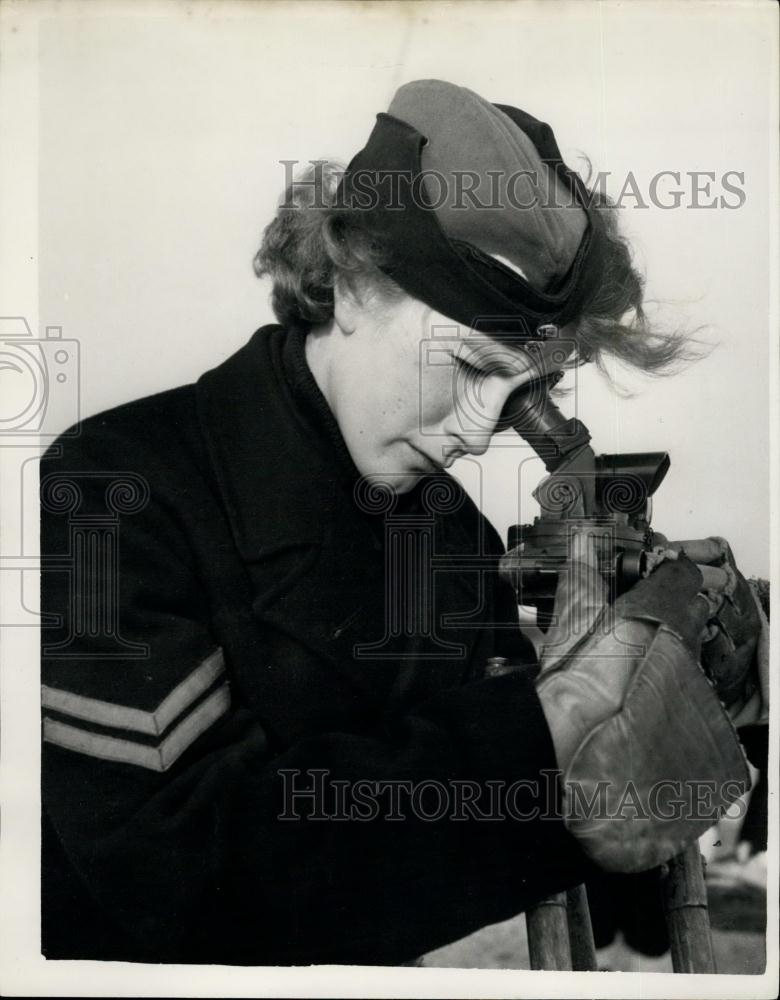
[40,80,765,965]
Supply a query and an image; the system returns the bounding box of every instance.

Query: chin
[393,476,418,495]
[361,469,420,496]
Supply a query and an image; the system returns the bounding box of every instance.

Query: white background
[1,1,778,998]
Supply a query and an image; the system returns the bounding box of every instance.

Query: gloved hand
[648,535,768,726]
[534,529,752,873]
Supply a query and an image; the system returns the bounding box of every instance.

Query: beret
[337,79,604,336]
[388,80,586,289]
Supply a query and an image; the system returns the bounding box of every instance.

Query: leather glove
[649,535,768,726]
[534,529,751,873]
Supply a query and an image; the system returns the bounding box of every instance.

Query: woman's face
[308,285,574,494]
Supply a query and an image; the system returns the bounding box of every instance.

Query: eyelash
[454,355,486,377]
[455,356,520,381]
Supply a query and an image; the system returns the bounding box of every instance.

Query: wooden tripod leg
[566,883,598,970]
[660,843,716,973]
[526,892,572,969]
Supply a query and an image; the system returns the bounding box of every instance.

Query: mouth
[442,450,463,469]
[408,444,441,473]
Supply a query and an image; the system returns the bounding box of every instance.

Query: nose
[445,377,514,456]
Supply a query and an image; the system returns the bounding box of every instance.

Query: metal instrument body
[499,374,670,617]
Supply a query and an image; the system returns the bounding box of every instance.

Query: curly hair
[253,160,696,379]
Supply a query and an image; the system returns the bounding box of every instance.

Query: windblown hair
[253,160,696,379]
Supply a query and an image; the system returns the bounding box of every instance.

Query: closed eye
[454,355,485,378]
[454,353,527,384]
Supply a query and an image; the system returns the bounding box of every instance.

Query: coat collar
[196,324,363,560]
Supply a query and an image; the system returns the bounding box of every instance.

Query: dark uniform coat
[41,324,589,965]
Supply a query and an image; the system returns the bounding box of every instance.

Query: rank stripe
[41,648,225,736]
[43,683,231,772]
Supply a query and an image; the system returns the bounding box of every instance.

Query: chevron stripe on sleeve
[42,648,230,772]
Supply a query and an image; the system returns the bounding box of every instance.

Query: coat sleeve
[41,437,590,966]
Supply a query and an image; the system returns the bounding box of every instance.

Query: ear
[332,275,363,335]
